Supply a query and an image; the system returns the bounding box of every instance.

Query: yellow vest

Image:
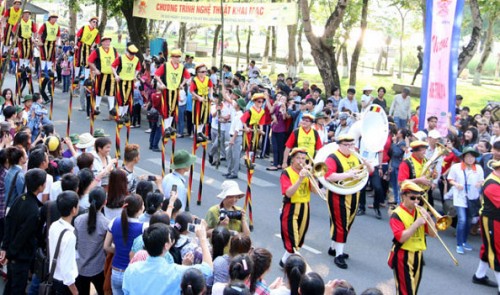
[284,167,310,203]
[7,7,21,26]
[80,25,99,46]
[410,156,425,178]
[165,62,184,90]
[45,22,59,42]
[393,206,426,251]
[297,127,316,159]
[193,77,209,96]
[249,106,265,126]
[119,55,139,81]
[98,47,115,74]
[20,19,33,39]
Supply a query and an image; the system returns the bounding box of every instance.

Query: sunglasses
[198,70,207,73]
[409,196,422,201]
[171,55,181,58]
[91,20,98,24]
[256,100,264,103]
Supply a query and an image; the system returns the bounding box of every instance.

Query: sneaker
[145,128,152,133]
[456,245,464,254]
[462,243,473,251]
[222,173,231,177]
[472,274,498,287]
[226,174,238,179]
[334,255,348,269]
[356,209,365,216]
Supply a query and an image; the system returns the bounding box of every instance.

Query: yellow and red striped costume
[479,172,500,271]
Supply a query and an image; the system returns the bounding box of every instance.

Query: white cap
[413,131,427,141]
[428,129,442,139]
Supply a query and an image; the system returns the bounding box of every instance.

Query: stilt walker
[154,48,191,171]
[74,16,100,81]
[187,64,213,210]
[1,1,22,55]
[16,9,36,99]
[111,43,141,158]
[37,12,60,82]
[87,35,118,120]
[240,92,267,230]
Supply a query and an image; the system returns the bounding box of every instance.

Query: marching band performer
[324,134,373,269]
[388,180,436,295]
[74,16,101,79]
[282,113,323,168]
[279,147,317,267]
[397,140,432,190]
[1,0,22,51]
[88,35,118,116]
[37,13,60,72]
[17,9,37,68]
[472,159,500,292]
[154,49,190,137]
[189,64,213,142]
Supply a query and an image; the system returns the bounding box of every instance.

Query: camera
[219,208,242,221]
[147,175,156,181]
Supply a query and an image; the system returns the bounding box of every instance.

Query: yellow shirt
[165,62,184,90]
[80,25,99,46]
[249,106,265,126]
[393,206,427,251]
[118,55,139,81]
[45,22,59,42]
[7,7,22,26]
[284,167,310,203]
[98,47,115,74]
[193,77,209,96]
[20,19,33,39]
[297,127,316,159]
[409,155,425,178]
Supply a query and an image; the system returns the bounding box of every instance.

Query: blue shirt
[4,166,25,207]
[162,171,187,211]
[338,97,359,114]
[110,217,143,270]
[123,256,212,295]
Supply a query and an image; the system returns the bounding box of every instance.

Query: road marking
[274,234,322,255]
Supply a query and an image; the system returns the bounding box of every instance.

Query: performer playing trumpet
[279,147,317,267]
[323,134,373,269]
[388,180,436,295]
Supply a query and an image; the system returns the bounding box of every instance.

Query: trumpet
[300,155,328,201]
[416,204,459,266]
[420,195,452,231]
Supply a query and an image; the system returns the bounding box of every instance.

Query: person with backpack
[171,212,203,265]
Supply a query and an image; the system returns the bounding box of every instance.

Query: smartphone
[172,184,178,192]
[193,218,201,225]
[147,175,156,181]
[187,223,196,233]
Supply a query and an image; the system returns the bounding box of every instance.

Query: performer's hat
[251,93,265,101]
[301,113,315,122]
[93,128,109,138]
[48,13,59,19]
[170,150,196,170]
[75,133,95,149]
[236,98,246,110]
[101,35,112,42]
[45,136,60,152]
[89,16,99,22]
[289,147,308,158]
[217,180,245,199]
[195,64,207,72]
[460,147,480,159]
[22,10,32,15]
[69,133,80,145]
[336,134,355,143]
[126,43,139,54]
[400,180,425,194]
[410,140,428,150]
[22,94,33,103]
[170,49,182,57]
[13,0,22,4]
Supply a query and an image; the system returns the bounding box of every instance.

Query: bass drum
[314,142,369,196]
[361,104,389,153]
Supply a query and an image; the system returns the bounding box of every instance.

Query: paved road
[1,74,495,295]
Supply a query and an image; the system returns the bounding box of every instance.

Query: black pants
[76,272,105,295]
[186,111,193,135]
[53,279,72,295]
[4,260,31,294]
[132,103,141,126]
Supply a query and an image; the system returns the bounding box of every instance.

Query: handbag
[34,202,52,279]
[39,228,69,295]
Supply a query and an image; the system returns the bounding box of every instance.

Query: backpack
[169,240,190,264]
[147,107,159,123]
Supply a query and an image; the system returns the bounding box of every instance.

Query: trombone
[299,155,328,201]
[417,199,458,266]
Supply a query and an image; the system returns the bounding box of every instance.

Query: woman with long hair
[211,226,231,262]
[462,127,479,149]
[104,194,144,295]
[213,234,252,285]
[105,168,129,220]
[249,248,273,294]
[212,254,254,295]
[270,254,307,295]
[139,190,163,223]
[2,88,14,107]
[181,268,206,295]
[74,187,109,295]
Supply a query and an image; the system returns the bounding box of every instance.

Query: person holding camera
[205,180,250,237]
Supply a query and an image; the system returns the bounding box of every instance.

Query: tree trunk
[121,2,149,61]
[472,17,495,86]
[115,16,123,33]
[300,0,347,93]
[262,26,271,69]
[68,4,77,41]
[98,0,108,36]
[96,1,99,18]
[458,0,482,75]
[161,22,172,38]
[236,25,241,70]
[297,23,304,74]
[342,44,349,79]
[178,22,187,52]
[270,26,277,75]
[287,24,298,78]
[212,25,221,67]
[246,26,251,66]
[398,11,405,79]
[349,0,368,86]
